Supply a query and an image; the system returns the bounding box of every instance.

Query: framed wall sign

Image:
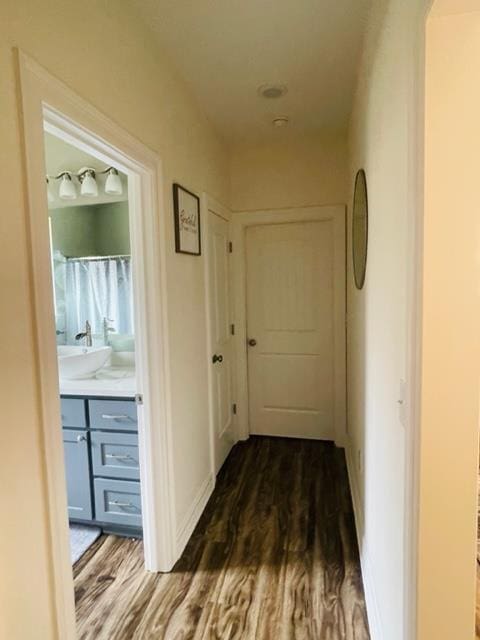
[173,183,201,256]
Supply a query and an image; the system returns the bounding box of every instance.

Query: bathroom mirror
[352,169,368,289]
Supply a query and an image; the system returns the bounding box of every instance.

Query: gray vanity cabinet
[63,428,92,521]
[61,395,142,536]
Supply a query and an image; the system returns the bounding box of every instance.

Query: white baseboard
[345,442,383,640]
[175,473,215,557]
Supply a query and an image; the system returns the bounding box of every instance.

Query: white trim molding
[176,473,215,556]
[403,3,435,639]
[231,205,347,446]
[345,440,383,640]
[17,50,177,640]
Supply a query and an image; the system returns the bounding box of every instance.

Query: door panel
[63,428,93,521]
[246,221,340,440]
[208,211,234,472]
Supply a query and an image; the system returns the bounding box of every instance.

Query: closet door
[207,209,234,473]
[246,220,345,440]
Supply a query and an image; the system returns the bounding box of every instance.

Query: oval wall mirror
[352,169,368,289]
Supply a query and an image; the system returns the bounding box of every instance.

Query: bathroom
[45,131,143,563]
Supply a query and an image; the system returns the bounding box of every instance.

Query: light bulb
[59,173,77,200]
[105,168,123,196]
[80,170,98,197]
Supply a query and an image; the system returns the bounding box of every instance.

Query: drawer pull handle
[105,454,131,460]
[76,435,87,443]
[108,500,133,508]
[101,413,130,420]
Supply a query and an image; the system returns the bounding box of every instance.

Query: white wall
[229,133,347,212]
[346,0,426,638]
[417,7,480,639]
[0,2,228,638]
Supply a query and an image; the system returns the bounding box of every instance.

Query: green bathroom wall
[49,201,130,257]
[49,206,98,257]
[96,201,131,255]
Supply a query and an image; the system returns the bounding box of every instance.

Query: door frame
[231,205,347,446]
[202,193,236,473]
[17,51,176,639]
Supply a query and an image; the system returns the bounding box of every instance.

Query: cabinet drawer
[60,398,87,428]
[91,431,140,480]
[88,399,137,431]
[94,478,142,528]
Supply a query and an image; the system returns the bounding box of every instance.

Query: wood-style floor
[74,436,370,639]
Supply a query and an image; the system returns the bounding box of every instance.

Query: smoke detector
[272,116,289,128]
[258,83,288,99]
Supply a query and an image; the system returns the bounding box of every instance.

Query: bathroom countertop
[59,366,136,398]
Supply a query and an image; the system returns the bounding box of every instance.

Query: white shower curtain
[64,257,134,344]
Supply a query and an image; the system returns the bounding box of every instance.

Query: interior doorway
[18,53,175,639]
[232,206,347,445]
[245,220,341,440]
[45,129,144,566]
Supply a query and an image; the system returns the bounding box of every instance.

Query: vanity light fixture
[78,168,98,197]
[58,172,77,200]
[46,166,123,202]
[104,167,123,196]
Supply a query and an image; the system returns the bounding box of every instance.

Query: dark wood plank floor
[74,436,370,639]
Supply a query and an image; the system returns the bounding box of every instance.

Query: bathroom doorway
[45,130,143,566]
[19,53,175,639]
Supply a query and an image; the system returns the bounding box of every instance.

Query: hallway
[73,437,370,639]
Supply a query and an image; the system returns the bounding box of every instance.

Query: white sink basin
[57,346,112,380]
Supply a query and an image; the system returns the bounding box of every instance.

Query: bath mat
[70,523,102,564]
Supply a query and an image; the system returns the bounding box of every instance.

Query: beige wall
[0,1,228,638]
[229,133,347,211]
[418,8,480,639]
[347,0,426,637]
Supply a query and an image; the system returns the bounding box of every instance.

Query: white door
[246,220,345,440]
[207,210,234,472]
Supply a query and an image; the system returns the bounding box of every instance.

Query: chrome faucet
[103,317,115,345]
[75,320,92,347]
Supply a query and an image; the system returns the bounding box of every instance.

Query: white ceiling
[131,0,372,144]
[44,133,128,208]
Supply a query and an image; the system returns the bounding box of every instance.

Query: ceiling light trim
[258,83,288,99]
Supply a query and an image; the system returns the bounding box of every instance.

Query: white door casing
[232,206,346,445]
[18,52,176,640]
[205,198,235,473]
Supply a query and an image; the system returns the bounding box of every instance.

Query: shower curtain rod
[66,254,131,262]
